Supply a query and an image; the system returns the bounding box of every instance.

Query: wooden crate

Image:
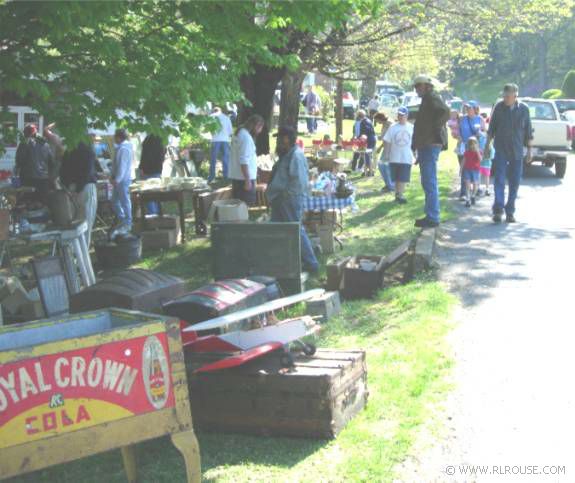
[342,256,384,299]
[187,349,367,439]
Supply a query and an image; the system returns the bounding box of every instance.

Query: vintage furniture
[0,309,200,482]
[132,187,209,243]
[187,349,367,439]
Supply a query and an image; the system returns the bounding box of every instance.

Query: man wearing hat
[411,75,450,228]
[484,83,533,223]
[266,126,319,273]
[14,123,55,203]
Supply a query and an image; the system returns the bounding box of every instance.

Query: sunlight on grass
[8,129,461,483]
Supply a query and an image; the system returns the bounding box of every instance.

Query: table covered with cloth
[303,194,357,212]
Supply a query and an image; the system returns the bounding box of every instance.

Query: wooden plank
[382,239,413,270]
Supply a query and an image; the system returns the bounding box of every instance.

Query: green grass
[8,132,461,483]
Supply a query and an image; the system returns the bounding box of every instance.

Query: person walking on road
[484,83,533,223]
[208,106,233,183]
[411,75,450,228]
[457,101,484,199]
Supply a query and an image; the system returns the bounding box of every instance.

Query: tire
[555,160,567,179]
[303,343,316,356]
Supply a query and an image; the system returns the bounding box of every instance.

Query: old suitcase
[186,349,368,439]
[70,269,186,314]
[162,279,268,326]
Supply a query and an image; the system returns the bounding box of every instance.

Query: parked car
[519,97,572,178]
[342,92,358,119]
[402,92,422,108]
[550,99,575,151]
[376,80,404,100]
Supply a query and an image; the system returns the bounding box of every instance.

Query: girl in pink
[447,110,460,140]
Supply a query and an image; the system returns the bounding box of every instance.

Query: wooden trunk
[187,349,367,439]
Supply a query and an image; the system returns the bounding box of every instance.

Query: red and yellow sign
[0,334,174,448]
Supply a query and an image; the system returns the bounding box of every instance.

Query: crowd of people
[11,77,532,276]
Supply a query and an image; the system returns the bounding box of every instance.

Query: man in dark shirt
[15,123,55,203]
[485,83,533,223]
[139,134,166,214]
[411,75,450,228]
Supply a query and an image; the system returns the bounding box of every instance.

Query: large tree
[0,1,281,148]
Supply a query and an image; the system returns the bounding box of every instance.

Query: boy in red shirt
[462,137,482,207]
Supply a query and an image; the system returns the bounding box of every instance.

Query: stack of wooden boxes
[304,210,337,255]
[134,214,181,250]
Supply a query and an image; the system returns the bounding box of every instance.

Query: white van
[0,106,44,171]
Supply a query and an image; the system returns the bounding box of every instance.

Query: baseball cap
[412,74,433,86]
[397,107,409,117]
[464,100,478,108]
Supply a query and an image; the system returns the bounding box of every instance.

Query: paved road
[399,160,575,482]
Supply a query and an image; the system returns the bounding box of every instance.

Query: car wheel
[555,160,567,178]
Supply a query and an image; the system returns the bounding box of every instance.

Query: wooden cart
[0,309,200,482]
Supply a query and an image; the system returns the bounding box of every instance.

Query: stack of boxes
[134,215,181,251]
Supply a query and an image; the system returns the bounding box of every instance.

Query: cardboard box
[342,256,384,299]
[140,228,180,251]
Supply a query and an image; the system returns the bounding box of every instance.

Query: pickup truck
[520,97,572,178]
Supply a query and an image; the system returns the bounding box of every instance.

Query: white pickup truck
[520,98,573,178]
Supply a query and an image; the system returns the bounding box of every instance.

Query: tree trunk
[335,78,343,140]
[279,69,307,131]
[537,34,548,91]
[361,77,376,105]
[239,63,286,155]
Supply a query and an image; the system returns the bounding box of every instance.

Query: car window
[525,101,556,121]
[555,100,575,113]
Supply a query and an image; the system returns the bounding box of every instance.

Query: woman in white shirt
[229,114,265,206]
[383,107,414,204]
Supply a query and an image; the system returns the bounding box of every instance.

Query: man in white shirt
[383,107,414,204]
[368,94,380,119]
[229,114,264,206]
[208,107,233,183]
[111,128,133,230]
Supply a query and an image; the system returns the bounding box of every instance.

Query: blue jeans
[417,145,441,223]
[113,179,132,227]
[270,195,319,272]
[378,161,395,189]
[208,142,230,181]
[306,116,317,134]
[141,172,161,214]
[492,153,523,215]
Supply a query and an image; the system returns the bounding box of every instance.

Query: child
[448,109,460,140]
[462,137,481,208]
[374,112,394,192]
[480,145,493,196]
[383,107,414,204]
